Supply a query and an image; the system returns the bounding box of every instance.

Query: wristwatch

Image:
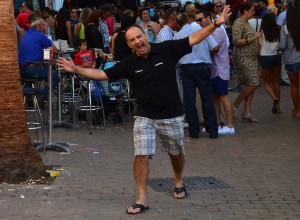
[214,20,221,28]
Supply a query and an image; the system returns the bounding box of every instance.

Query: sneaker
[202,126,221,133]
[218,126,235,134]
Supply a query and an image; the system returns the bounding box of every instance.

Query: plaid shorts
[133,115,185,156]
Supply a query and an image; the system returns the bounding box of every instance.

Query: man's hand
[57,56,109,80]
[216,5,231,26]
[57,57,76,73]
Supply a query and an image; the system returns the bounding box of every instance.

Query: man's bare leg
[127,155,150,214]
[169,153,186,198]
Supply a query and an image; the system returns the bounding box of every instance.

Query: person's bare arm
[74,23,81,40]
[17,27,25,46]
[57,57,109,80]
[189,5,231,47]
[52,43,58,53]
[66,21,74,48]
[110,32,117,56]
[211,45,219,54]
[234,32,261,47]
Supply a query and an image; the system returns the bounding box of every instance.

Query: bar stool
[123,79,136,120]
[74,78,105,134]
[59,72,80,124]
[22,87,45,151]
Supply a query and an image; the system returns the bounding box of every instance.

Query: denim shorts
[211,76,228,96]
[260,55,281,69]
[285,62,300,73]
[133,115,185,156]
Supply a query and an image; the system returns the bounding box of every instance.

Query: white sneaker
[218,126,235,134]
[202,126,221,133]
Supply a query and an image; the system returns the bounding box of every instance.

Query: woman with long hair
[260,13,281,113]
[280,4,300,117]
[111,15,134,61]
[85,9,104,50]
[231,2,262,122]
[74,7,92,40]
[55,8,73,48]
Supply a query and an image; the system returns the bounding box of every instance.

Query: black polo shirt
[105,37,192,119]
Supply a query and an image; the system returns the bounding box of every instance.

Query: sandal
[126,203,149,215]
[174,186,189,199]
[241,113,259,122]
[272,99,279,114]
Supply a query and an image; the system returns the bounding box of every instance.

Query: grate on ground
[148,176,232,192]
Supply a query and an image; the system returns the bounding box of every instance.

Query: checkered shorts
[133,115,185,156]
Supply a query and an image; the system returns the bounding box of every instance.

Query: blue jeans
[20,65,59,99]
[181,63,218,136]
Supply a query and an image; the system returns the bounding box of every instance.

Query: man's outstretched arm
[189,5,231,47]
[56,57,109,80]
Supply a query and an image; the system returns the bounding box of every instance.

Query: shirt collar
[28,27,38,33]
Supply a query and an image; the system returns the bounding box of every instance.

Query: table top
[26,60,57,65]
[58,49,78,55]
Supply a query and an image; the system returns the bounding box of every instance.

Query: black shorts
[260,55,281,69]
[211,76,228,96]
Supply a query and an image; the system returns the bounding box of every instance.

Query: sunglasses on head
[196,16,206,23]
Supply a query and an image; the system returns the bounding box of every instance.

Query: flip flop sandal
[126,203,149,215]
[174,186,189,199]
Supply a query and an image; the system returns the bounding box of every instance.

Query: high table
[31,61,71,152]
[52,49,78,129]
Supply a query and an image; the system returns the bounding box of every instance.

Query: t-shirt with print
[74,50,95,66]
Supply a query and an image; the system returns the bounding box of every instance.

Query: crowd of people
[15,0,300,215]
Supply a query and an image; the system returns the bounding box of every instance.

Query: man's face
[259,1,267,8]
[103,11,111,19]
[78,43,87,51]
[195,13,208,28]
[169,17,179,31]
[37,21,47,32]
[126,27,150,58]
[19,6,24,13]
[70,9,78,18]
[214,2,223,13]
[21,2,27,11]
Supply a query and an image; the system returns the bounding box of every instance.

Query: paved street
[0,82,300,220]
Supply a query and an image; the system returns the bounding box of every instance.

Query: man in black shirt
[57,6,230,215]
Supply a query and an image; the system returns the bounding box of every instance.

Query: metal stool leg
[23,89,45,151]
[74,80,105,134]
